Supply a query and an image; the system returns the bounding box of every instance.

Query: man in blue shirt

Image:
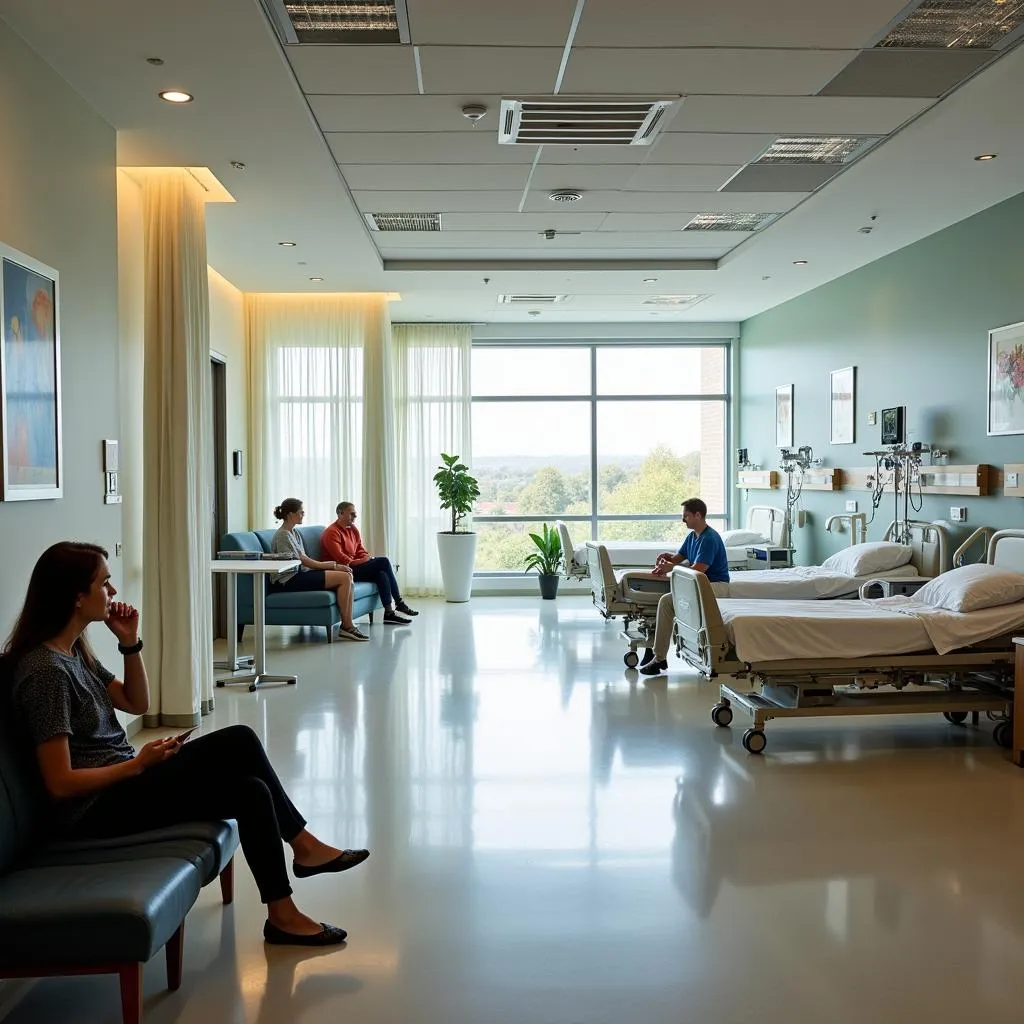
[640,497,730,677]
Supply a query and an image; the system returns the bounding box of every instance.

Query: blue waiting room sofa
[219,525,382,642]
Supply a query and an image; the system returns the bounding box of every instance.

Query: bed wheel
[742,728,767,755]
[994,721,1012,749]
[943,711,969,726]
[623,650,639,668]
[711,703,733,728]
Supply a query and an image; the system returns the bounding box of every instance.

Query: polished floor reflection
[9,597,1024,1024]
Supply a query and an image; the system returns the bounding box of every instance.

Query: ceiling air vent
[497,294,569,305]
[642,295,710,308]
[876,0,1024,49]
[263,0,409,44]
[756,136,880,164]
[365,212,441,232]
[499,97,678,146]
[683,212,778,232]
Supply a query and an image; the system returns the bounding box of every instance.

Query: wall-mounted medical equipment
[777,445,820,548]
[880,406,905,446]
[102,439,121,505]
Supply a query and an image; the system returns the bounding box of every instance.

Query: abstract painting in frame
[829,366,855,445]
[775,384,793,448]
[987,320,1024,436]
[0,242,62,500]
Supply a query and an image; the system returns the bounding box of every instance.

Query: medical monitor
[881,406,905,446]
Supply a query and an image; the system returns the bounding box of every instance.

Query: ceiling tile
[416,46,563,94]
[529,164,643,190]
[561,48,858,96]
[327,132,537,164]
[285,44,419,94]
[342,164,529,190]
[375,231,721,248]
[574,0,913,48]
[354,191,526,212]
[645,133,775,165]
[819,48,996,98]
[521,190,807,213]
[622,165,741,191]
[439,212,609,230]
[310,94,503,132]
[538,145,655,165]
[668,95,933,134]
[720,163,841,192]
[407,0,581,45]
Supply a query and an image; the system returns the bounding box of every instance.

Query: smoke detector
[461,104,488,123]
[548,189,583,203]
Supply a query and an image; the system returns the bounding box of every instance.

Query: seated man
[320,502,418,625]
[639,497,730,677]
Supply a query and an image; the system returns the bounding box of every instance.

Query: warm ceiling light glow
[309,276,324,282]
[974,153,997,161]
[792,260,808,266]
[159,90,193,104]
[278,241,297,247]
[385,292,402,301]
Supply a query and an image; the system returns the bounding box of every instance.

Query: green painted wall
[738,191,1024,565]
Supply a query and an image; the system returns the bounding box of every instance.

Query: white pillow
[913,563,1024,613]
[720,529,766,546]
[820,541,913,576]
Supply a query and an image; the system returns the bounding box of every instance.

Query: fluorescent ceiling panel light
[756,136,880,164]
[497,294,569,304]
[683,212,778,232]
[642,295,710,308]
[365,212,441,231]
[876,0,1024,49]
[276,0,409,43]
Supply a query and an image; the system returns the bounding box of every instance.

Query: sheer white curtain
[247,294,390,530]
[392,324,472,595]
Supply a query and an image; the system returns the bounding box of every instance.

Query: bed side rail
[670,567,733,676]
[557,520,586,578]
[988,528,1024,570]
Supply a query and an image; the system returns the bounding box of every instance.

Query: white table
[212,559,300,692]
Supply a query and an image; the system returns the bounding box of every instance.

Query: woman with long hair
[3,541,369,946]
[270,498,368,642]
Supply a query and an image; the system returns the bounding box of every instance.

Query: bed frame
[669,529,1024,753]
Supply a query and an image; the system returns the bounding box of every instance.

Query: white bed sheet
[711,563,920,600]
[573,540,671,569]
[719,596,1024,663]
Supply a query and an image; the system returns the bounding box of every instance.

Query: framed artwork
[987,320,1024,436]
[0,242,62,500]
[829,366,855,445]
[775,384,793,447]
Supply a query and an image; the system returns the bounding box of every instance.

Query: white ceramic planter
[437,531,478,603]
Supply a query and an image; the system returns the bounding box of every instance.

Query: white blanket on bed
[719,596,1024,662]
[711,563,919,600]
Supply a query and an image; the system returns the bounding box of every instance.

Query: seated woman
[4,541,370,946]
[270,498,368,642]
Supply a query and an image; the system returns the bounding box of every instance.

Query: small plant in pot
[434,453,481,603]
[524,523,563,600]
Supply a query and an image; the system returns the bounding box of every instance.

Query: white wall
[0,18,121,647]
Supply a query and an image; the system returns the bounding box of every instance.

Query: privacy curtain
[141,171,214,724]
[247,294,393,549]
[391,324,472,596]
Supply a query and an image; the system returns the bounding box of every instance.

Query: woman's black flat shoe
[293,848,370,878]
[263,921,348,946]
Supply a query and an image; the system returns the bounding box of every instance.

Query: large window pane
[595,400,725,516]
[474,521,538,572]
[472,346,591,396]
[472,401,591,516]
[596,518,680,544]
[595,346,725,396]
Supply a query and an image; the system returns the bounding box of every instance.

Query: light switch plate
[1007,472,1019,488]
[867,411,877,425]
[845,500,858,512]
[950,506,968,522]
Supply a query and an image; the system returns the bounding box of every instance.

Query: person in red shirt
[320,502,418,625]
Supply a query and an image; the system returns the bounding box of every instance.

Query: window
[472,343,730,571]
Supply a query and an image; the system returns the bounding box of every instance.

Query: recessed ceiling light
[158,90,194,104]
[974,153,997,161]
[278,241,296,247]
[792,260,808,266]
[309,276,324,282]
[642,277,659,283]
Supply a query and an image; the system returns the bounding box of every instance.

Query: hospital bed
[669,529,1024,754]
[559,505,784,581]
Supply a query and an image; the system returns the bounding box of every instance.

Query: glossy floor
[8,597,1024,1024]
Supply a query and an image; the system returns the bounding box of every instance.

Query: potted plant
[434,452,481,602]
[524,522,563,600]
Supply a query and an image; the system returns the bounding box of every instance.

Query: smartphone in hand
[175,727,198,745]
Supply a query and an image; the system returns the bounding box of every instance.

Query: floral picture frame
[987,320,1024,436]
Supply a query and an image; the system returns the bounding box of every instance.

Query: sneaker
[339,625,369,642]
[383,610,412,625]
[639,659,668,677]
[394,601,419,617]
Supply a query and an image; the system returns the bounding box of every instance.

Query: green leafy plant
[434,453,481,534]
[523,523,563,576]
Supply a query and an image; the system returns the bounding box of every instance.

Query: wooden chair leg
[219,856,235,905]
[165,922,184,991]
[118,963,143,1024]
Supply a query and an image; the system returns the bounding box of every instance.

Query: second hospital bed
[668,529,1024,753]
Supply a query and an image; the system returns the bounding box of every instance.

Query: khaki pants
[651,591,674,660]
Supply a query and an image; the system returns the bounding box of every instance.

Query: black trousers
[73,725,305,904]
[351,556,402,607]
